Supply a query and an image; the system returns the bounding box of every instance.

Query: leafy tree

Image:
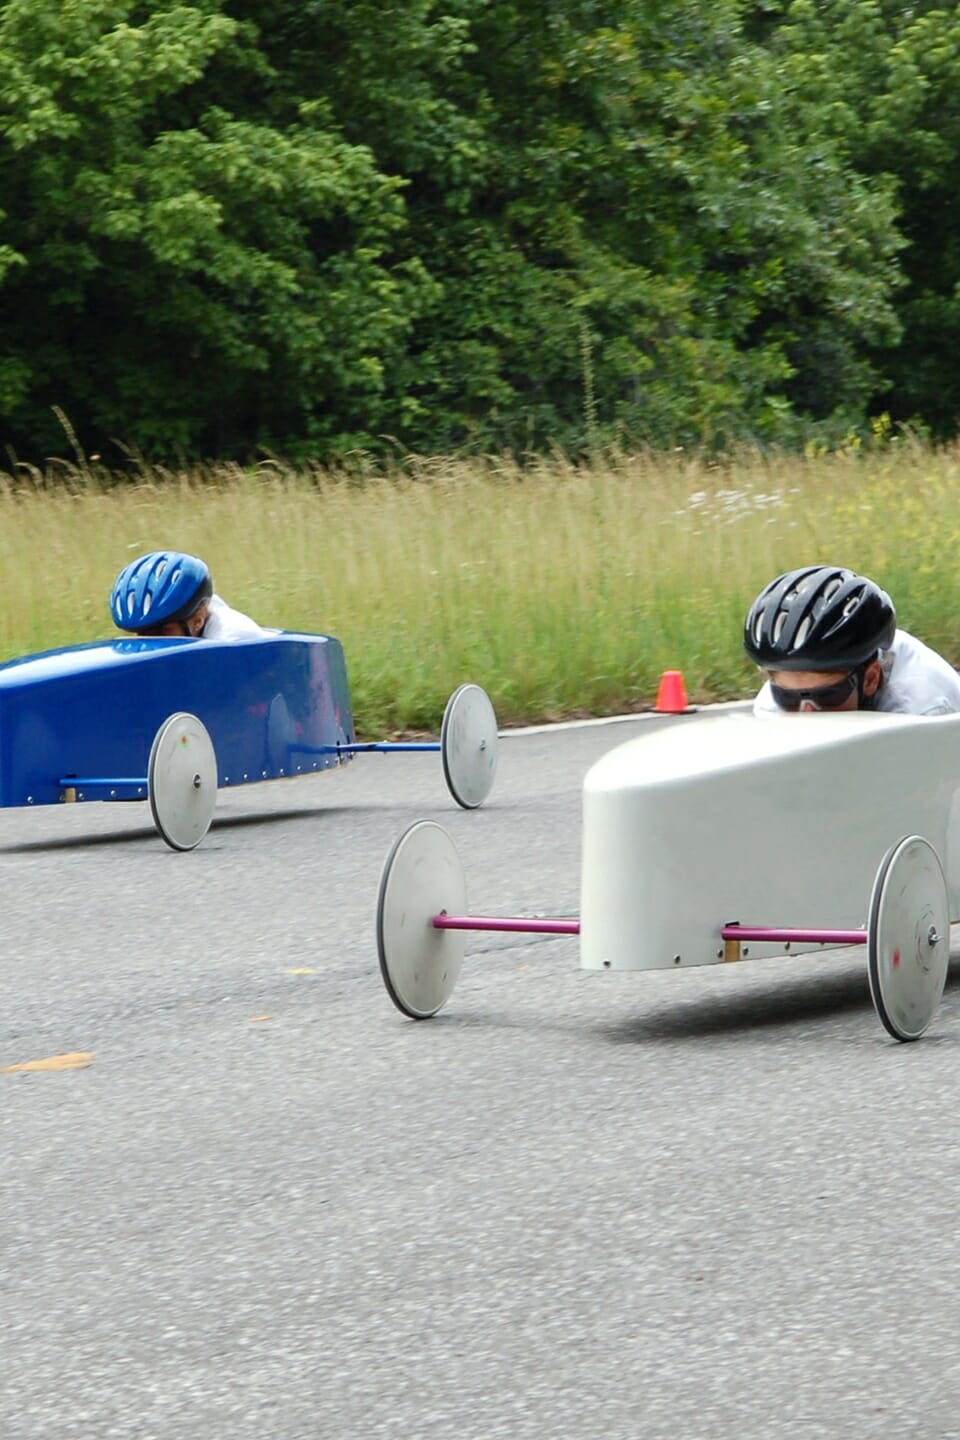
[857,3,960,435]
[750,0,960,438]
[0,0,432,456]
[0,0,912,460]
[243,0,906,452]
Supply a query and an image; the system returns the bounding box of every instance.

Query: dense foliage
[0,0,956,461]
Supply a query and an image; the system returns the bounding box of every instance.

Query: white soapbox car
[377,709,960,1041]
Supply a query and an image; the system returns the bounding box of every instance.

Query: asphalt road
[3,710,960,1440]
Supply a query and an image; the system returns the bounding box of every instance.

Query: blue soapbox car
[0,632,498,849]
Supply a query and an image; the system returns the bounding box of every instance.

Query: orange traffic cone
[655,669,690,714]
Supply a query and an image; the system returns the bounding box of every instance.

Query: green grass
[4,439,960,734]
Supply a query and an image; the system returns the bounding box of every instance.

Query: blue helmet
[111,551,213,632]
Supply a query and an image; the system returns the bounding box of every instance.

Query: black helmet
[744,566,896,671]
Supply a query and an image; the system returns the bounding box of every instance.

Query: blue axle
[332,742,441,755]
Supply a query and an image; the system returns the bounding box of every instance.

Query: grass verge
[3,440,959,733]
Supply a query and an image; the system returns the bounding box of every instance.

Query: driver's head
[111,551,213,637]
[744,566,896,712]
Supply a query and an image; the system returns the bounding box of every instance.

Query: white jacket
[200,594,264,642]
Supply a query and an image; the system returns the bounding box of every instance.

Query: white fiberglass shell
[580,710,960,971]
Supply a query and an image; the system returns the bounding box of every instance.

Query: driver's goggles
[769,670,859,712]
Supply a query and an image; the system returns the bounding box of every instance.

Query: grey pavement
[2,711,960,1440]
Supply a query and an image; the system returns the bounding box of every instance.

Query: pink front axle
[432,914,580,936]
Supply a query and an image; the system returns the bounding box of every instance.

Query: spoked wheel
[440,684,498,809]
[867,835,949,1041]
[377,820,466,1018]
[148,712,218,851]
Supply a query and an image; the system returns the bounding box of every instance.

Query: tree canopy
[0,1,954,461]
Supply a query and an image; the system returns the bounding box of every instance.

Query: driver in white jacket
[110,550,264,641]
[745,565,960,717]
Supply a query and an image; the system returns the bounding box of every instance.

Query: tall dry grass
[2,439,960,731]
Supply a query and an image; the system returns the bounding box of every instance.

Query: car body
[579,707,960,969]
[0,631,353,809]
